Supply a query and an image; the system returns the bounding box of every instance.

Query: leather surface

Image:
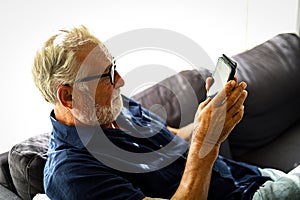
[229,33,300,156]
[235,119,300,172]
[0,184,21,200]
[8,133,49,200]
[132,69,211,128]
[0,152,16,193]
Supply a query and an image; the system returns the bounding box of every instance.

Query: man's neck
[54,106,76,126]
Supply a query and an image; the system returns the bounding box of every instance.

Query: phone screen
[207,56,236,98]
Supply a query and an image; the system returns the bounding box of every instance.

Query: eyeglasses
[75,59,116,85]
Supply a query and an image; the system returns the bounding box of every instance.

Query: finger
[212,80,236,107]
[226,82,247,110]
[199,97,211,110]
[231,105,245,125]
[194,98,211,120]
[228,90,248,117]
[223,103,245,137]
[233,76,238,87]
[205,77,214,92]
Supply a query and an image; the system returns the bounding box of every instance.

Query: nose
[114,71,125,89]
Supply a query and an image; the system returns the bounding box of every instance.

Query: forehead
[76,43,112,77]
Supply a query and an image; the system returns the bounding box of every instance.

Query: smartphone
[207,54,237,98]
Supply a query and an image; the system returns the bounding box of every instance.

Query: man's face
[71,43,124,126]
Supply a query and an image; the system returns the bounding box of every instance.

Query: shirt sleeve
[44,154,146,200]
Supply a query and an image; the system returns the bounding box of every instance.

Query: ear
[57,85,73,109]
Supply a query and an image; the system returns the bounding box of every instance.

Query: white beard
[72,88,123,126]
[95,90,123,125]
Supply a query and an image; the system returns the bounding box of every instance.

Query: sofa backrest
[132,68,211,128]
[229,33,300,156]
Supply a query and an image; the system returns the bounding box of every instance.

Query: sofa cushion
[229,33,300,156]
[132,69,211,128]
[8,133,49,200]
[235,118,300,173]
[0,152,17,193]
[0,184,22,200]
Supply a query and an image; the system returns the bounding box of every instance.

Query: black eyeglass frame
[75,59,116,85]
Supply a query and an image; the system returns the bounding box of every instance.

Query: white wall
[0,0,298,152]
[298,0,300,33]
[246,0,299,48]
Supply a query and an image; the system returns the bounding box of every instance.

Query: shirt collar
[50,110,95,149]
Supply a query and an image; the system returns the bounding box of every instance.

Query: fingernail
[230,80,235,87]
[241,82,247,89]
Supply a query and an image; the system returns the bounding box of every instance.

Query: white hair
[32,25,112,104]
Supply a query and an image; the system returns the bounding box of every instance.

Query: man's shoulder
[44,148,112,189]
[43,147,145,200]
[46,148,108,172]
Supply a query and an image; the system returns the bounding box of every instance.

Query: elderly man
[32,26,299,200]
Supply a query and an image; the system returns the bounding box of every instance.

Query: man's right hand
[192,77,248,151]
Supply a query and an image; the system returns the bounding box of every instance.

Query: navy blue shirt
[44,97,270,200]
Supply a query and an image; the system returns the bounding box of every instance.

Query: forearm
[171,141,220,200]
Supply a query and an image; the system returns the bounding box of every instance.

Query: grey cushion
[132,69,211,128]
[0,152,16,194]
[0,184,22,200]
[235,118,300,172]
[229,33,300,156]
[8,133,49,200]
